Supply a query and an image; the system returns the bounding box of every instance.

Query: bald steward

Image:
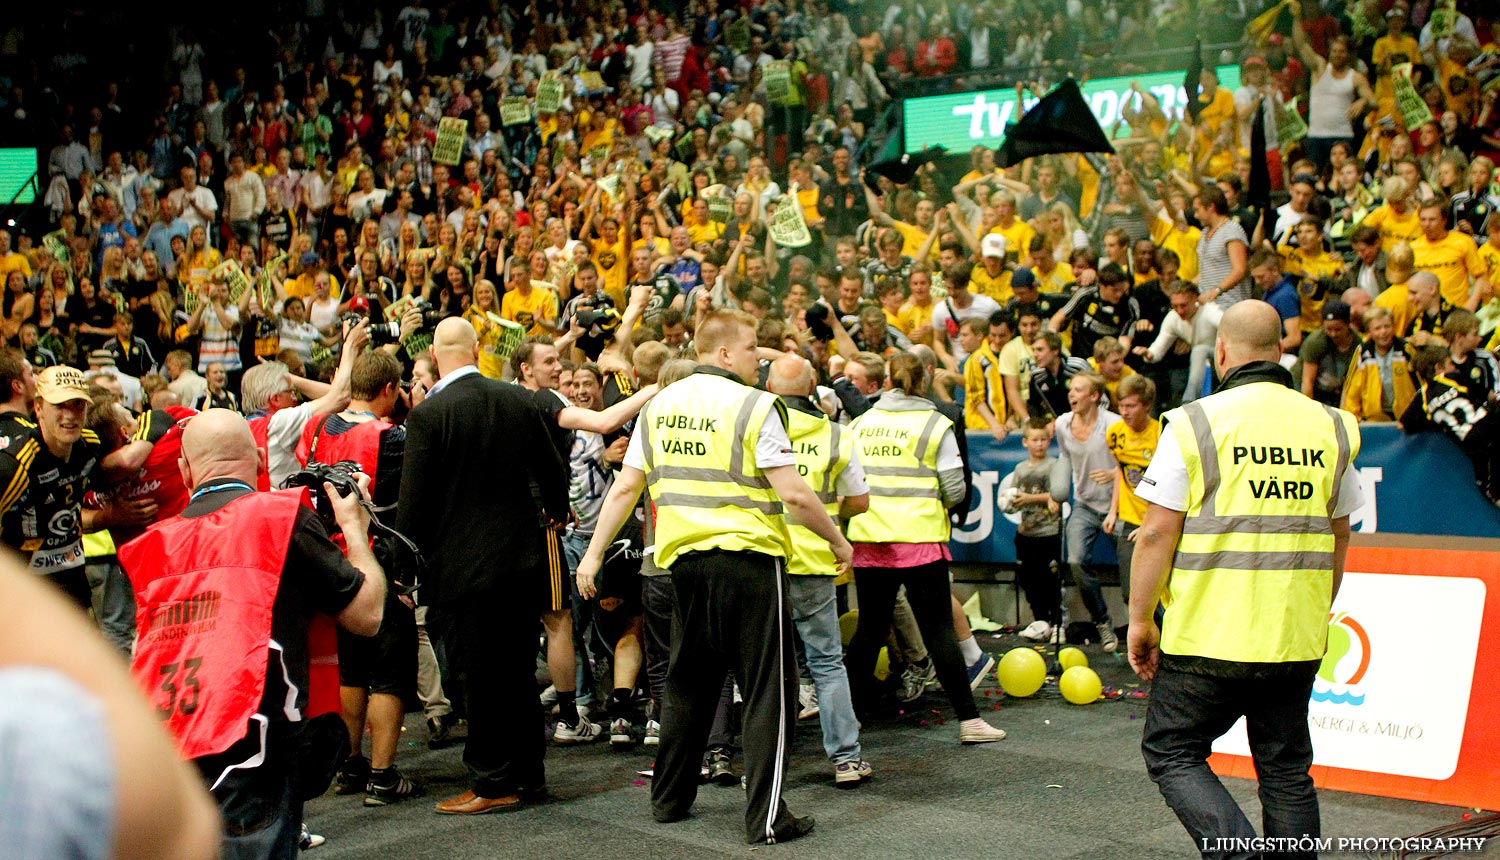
[1215,300,1285,376]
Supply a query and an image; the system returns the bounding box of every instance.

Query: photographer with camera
[119,408,388,858]
[293,350,422,806]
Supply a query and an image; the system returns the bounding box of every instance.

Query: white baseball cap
[981,234,1007,259]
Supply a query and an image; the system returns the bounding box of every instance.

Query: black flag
[1248,96,1272,220]
[994,79,1115,169]
[864,145,949,191]
[1184,39,1205,123]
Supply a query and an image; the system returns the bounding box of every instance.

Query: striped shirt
[1197,219,1252,309]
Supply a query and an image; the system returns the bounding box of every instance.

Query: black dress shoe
[754,815,815,845]
[427,715,455,749]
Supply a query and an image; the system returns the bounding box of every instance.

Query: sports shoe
[798,683,820,720]
[539,684,558,710]
[644,719,661,747]
[553,718,604,744]
[1018,620,1051,642]
[758,814,816,845]
[834,759,872,786]
[610,717,637,749]
[1048,624,1066,644]
[706,750,736,786]
[1097,622,1119,653]
[364,768,422,806]
[965,653,997,691]
[958,719,1009,744]
[334,755,370,796]
[897,659,935,703]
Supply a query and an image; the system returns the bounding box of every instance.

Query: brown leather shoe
[433,790,523,815]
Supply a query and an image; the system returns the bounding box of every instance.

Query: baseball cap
[37,366,91,404]
[299,251,322,268]
[1386,4,1407,18]
[88,349,116,367]
[1011,267,1038,289]
[981,234,1006,259]
[1323,300,1352,323]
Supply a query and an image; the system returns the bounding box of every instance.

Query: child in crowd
[1000,418,1069,643]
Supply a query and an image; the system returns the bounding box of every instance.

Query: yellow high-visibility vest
[847,406,951,544]
[1160,381,1360,665]
[638,371,790,569]
[782,405,852,576]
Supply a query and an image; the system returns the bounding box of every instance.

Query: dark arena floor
[303,630,1496,859]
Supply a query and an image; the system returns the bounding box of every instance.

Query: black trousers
[428,590,545,798]
[641,574,674,711]
[651,550,799,844]
[1014,533,1063,627]
[1143,666,1320,859]
[846,560,979,721]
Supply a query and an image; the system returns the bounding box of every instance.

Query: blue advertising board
[950,425,1500,564]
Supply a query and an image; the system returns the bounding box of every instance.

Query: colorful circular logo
[1316,612,1371,687]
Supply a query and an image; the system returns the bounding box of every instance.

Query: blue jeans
[786,575,861,765]
[85,560,136,655]
[561,531,599,705]
[1142,667,1320,859]
[1064,504,1112,624]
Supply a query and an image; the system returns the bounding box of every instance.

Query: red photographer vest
[121,488,339,760]
[247,412,274,491]
[295,415,390,494]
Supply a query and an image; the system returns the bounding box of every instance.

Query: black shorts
[536,528,570,613]
[593,526,644,642]
[336,592,417,698]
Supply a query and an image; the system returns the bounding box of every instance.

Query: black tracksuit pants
[651,550,800,844]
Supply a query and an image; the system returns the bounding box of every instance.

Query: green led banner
[0,149,38,205]
[902,66,1243,155]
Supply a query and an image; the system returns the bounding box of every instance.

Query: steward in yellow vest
[1126,300,1364,851]
[765,353,873,784]
[576,310,851,845]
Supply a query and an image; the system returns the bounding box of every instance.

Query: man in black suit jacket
[397,318,569,815]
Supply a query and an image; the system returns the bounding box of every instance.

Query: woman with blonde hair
[1040,201,1091,263]
[463,279,513,380]
[844,352,1008,744]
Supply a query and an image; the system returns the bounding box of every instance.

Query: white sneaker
[539,684,558,710]
[553,718,604,744]
[958,719,1008,744]
[644,719,661,746]
[798,683,820,720]
[1019,620,1051,642]
[1048,624,1066,644]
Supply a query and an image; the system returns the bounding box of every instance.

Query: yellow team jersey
[1375,281,1417,336]
[969,264,1012,304]
[963,341,1006,430]
[1479,242,1500,283]
[797,187,820,226]
[500,285,558,336]
[1373,34,1421,70]
[592,237,628,307]
[893,220,936,263]
[1152,218,1202,282]
[1411,231,1486,308]
[988,219,1037,265]
[1278,243,1346,332]
[1105,418,1160,526]
[896,299,935,343]
[632,235,672,257]
[688,220,725,246]
[464,307,515,379]
[1362,204,1422,254]
[1034,263,1072,294]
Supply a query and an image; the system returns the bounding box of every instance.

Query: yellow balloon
[1059,666,1103,705]
[1058,647,1089,671]
[839,610,860,647]
[996,647,1047,697]
[874,646,891,682]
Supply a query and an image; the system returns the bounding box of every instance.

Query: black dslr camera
[282,460,425,597]
[283,460,364,535]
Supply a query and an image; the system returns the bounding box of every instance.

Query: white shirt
[1145,302,1223,362]
[1136,423,1365,516]
[169,186,219,230]
[266,401,317,489]
[425,364,480,399]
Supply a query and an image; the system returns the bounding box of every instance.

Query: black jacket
[396,371,568,606]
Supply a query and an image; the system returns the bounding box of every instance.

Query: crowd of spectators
[0,0,1499,845]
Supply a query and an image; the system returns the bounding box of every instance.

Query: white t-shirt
[1136,428,1365,516]
[931,293,1001,366]
[267,401,317,489]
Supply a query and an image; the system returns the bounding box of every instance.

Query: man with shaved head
[1126,300,1365,855]
[766,354,872,786]
[119,408,388,858]
[397,317,570,815]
